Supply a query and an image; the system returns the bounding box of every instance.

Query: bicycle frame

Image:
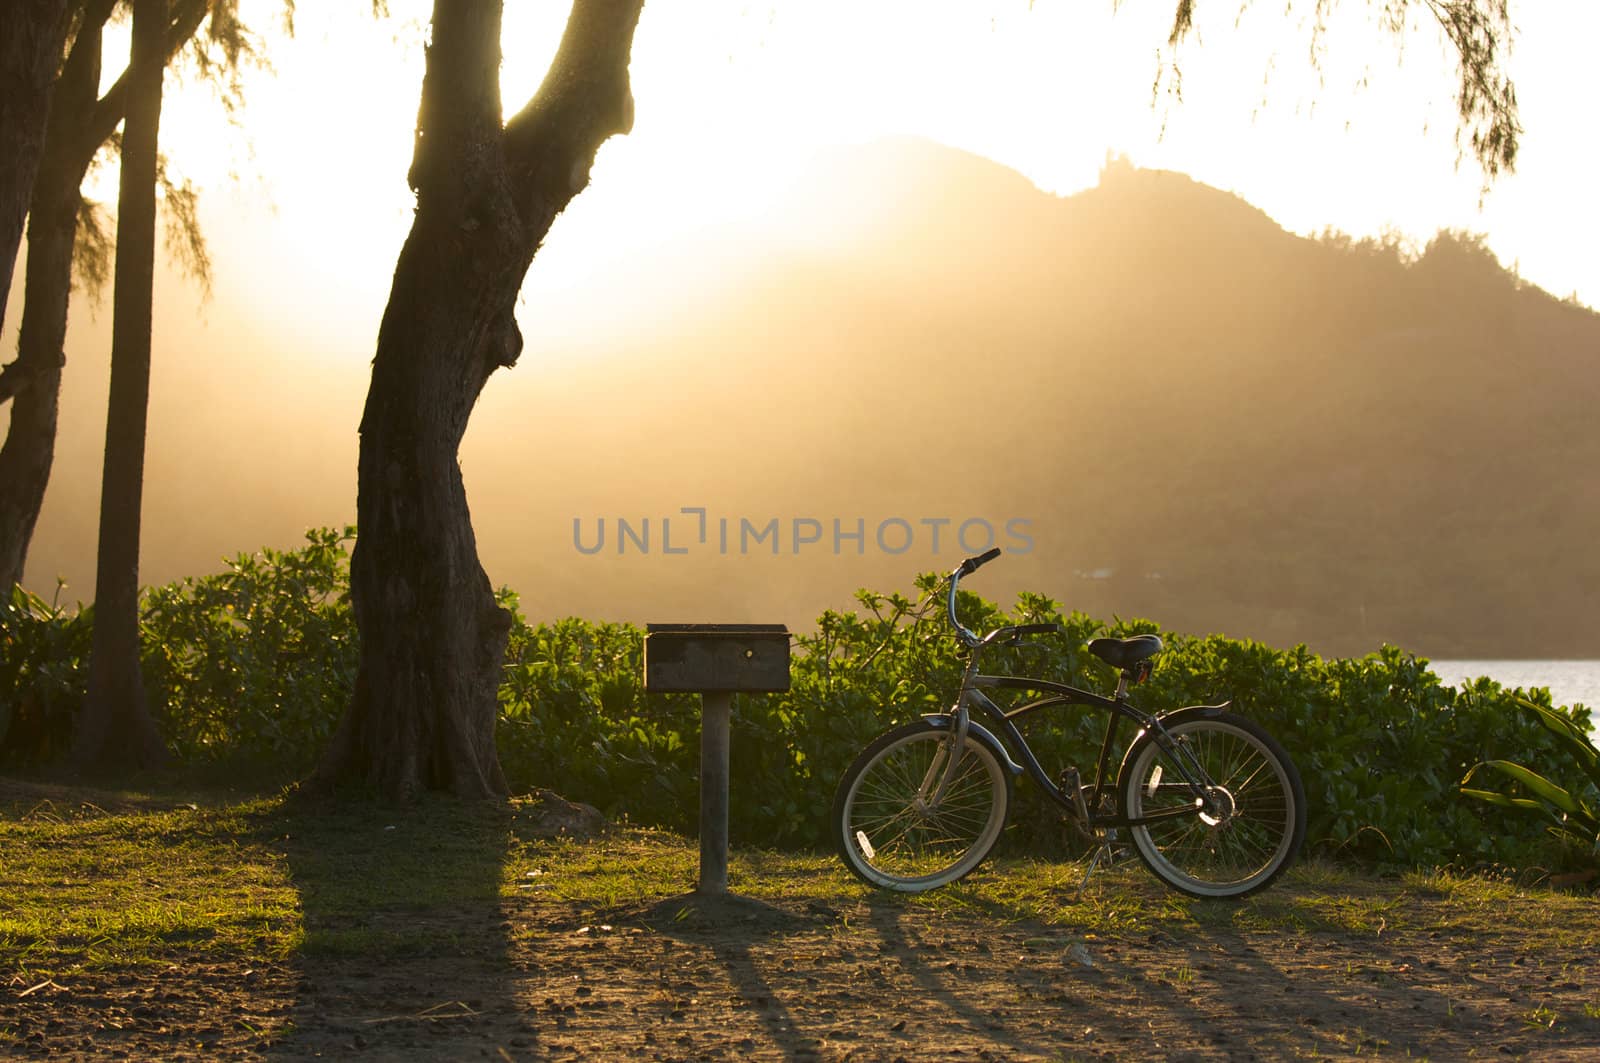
[934,560,1226,830]
[947,671,1220,830]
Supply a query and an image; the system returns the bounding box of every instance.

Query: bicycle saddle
[1088,634,1164,670]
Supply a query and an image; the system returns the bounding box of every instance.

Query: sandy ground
[6,882,1599,1061]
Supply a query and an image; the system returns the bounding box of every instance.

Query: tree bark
[74,0,169,772]
[0,0,71,332]
[0,181,77,595]
[312,0,644,800]
[0,0,110,594]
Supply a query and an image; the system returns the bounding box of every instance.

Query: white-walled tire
[833,720,1011,891]
[1118,710,1305,898]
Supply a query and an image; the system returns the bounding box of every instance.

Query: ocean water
[1427,659,1600,715]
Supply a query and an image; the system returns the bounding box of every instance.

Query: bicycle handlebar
[945,550,1062,650]
[950,546,1002,579]
[996,622,1064,641]
[945,550,994,646]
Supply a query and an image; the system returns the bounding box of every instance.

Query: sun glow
[86,0,1589,359]
[9,0,1596,630]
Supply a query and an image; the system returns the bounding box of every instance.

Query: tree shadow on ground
[625,892,837,1061]
[253,791,521,1060]
[577,867,1600,1061]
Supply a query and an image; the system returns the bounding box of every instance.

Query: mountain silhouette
[476,137,1599,657]
[24,136,1600,658]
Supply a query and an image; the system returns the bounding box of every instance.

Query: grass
[0,795,297,975]
[1523,1004,1559,1029]
[3,779,1599,983]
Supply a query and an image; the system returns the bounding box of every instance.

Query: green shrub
[487,576,1594,869]
[497,610,700,832]
[0,529,358,772]
[1462,697,1600,867]
[0,584,93,764]
[141,527,358,767]
[2,530,1592,872]
[1142,639,1590,867]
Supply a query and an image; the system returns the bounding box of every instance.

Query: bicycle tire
[1117,708,1306,899]
[833,719,1012,892]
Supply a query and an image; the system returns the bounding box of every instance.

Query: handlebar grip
[958,547,1003,576]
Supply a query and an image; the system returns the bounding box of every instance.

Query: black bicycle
[831,548,1306,899]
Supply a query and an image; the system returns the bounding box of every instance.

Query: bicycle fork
[1153,726,1229,822]
[919,702,973,813]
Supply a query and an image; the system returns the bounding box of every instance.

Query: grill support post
[642,623,790,898]
[698,691,733,894]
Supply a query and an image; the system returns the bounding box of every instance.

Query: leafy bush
[1462,697,1600,866]
[492,574,1594,870]
[0,584,93,764]
[2,530,1593,872]
[497,609,701,832]
[140,526,358,767]
[0,529,357,772]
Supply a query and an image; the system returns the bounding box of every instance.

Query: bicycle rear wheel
[833,719,1011,892]
[1117,709,1305,898]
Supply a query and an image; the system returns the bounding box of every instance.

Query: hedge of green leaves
[2,528,1594,870]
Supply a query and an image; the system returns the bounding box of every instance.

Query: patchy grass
[3,780,1600,1061]
[0,794,296,977]
[6,782,1600,982]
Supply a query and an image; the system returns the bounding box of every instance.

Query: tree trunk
[0,0,70,332]
[74,0,169,771]
[312,0,644,800]
[0,5,108,590]
[0,178,78,594]
[0,0,212,594]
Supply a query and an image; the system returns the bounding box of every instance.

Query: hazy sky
[118,0,1598,338]
[6,0,1597,628]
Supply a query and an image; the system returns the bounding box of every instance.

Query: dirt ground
[6,882,1600,1062]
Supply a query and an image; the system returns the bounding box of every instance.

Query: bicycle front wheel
[833,719,1011,892]
[1117,709,1305,899]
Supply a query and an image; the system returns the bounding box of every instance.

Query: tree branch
[1168,0,1194,46]
[1163,0,1518,181]
[0,354,63,406]
[1420,0,1519,178]
[502,0,645,216]
[80,0,210,166]
[407,0,506,202]
[48,0,119,144]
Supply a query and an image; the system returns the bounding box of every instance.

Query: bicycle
[831,547,1306,899]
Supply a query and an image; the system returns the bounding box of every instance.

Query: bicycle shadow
[848,867,1573,1060]
[631,887,1128,1060]
[859,893,1109,1057]
[624,891,839,1062]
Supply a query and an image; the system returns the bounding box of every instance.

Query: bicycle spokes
[838,726,1009,888]
[1122,714,1303,896]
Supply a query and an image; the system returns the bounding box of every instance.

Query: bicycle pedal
[1060,814,1097,845]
